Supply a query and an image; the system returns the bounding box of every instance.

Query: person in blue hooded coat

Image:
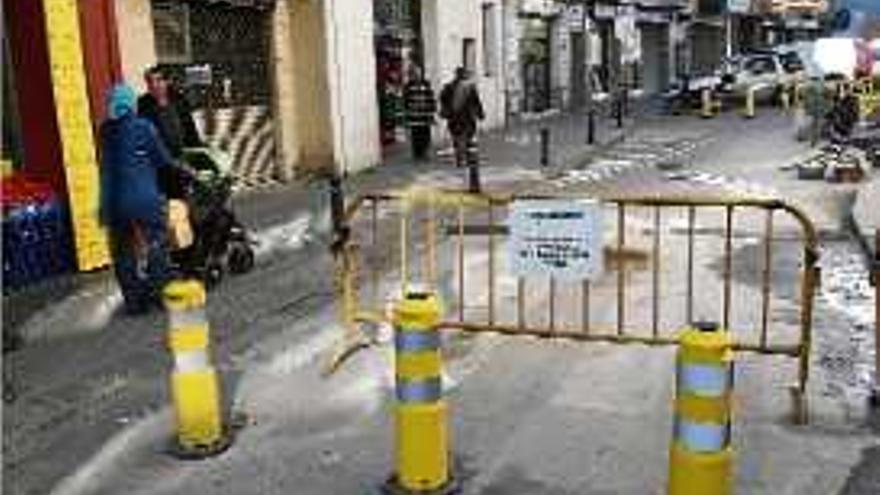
[100,84,175,314]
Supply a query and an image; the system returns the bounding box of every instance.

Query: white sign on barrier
[507,199,604,281]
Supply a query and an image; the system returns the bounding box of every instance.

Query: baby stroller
[165,148,255,288]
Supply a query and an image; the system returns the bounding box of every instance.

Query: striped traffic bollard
[780,83,791,111]
[164,280,230,458]
[743,86,756,119]
[701,89,714,119]
[384,290,457,494]
[668,321,733,495]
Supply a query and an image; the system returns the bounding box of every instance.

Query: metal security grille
[335,189,820,423]
[152,0,280,189]
[153,2,192,63]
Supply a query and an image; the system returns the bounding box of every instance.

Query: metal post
[385,290,457,494]
[587,108,596,144]
[328,175,348,253]
[668,321,734,495]
[743,85,756,119]
[701,88,714,119]
[164,280,231,459]
[616,90,624,129]
[467,137,481,194]
[540,127,550,167]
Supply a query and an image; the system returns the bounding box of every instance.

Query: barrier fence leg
[163,280,231,458]
[384,289,458,494]
[701,89,714,119]
[668,321,733,495]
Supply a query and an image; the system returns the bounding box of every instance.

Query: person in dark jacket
[440,67,485,169]
[403,65,437,160]
[138,66,203,158]
[138,66,202,199]
[100,84,175,315]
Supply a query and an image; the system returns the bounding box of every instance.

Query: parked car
[721,50,802,102]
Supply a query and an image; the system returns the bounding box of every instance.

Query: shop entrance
[374,0,422,149]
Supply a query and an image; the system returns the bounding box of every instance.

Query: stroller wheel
[203,262,224,290]
[227,242,255,275]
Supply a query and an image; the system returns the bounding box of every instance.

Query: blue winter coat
[99,114,174,228]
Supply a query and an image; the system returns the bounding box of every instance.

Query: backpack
[439,82,456,119]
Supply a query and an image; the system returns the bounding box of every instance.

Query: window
[744,56,775,75]
[482,4,498,77]
[152,1,192,63]
[463,38,476,74]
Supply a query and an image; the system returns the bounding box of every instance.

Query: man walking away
[440,67,485,192]
[403,65,437,161]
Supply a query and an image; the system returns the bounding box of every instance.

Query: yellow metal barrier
[164,280,231,458]
[335,190,819,424]
[384,289,457,494]
[668,322,733,495]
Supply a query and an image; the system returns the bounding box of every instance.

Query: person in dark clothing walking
[138,66,203,158]
[403,65,437,160]
[100,84,176,315]
[440,67,485,191]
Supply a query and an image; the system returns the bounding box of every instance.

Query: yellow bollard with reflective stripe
[780,83,791,111]
[743,86,756,119]
[701,89,715,119]
[385,290,456,494]
[164,280,229,458]
[668,322,733,495]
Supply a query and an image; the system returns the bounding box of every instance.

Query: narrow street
[5,106,879,494]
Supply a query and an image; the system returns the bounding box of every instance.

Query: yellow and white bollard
[701,88,715,119]
[780,83,791,111]
[668,322,733,495]
[743,86,756,119]
[385,289,456,494]
[164,280,230,458]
